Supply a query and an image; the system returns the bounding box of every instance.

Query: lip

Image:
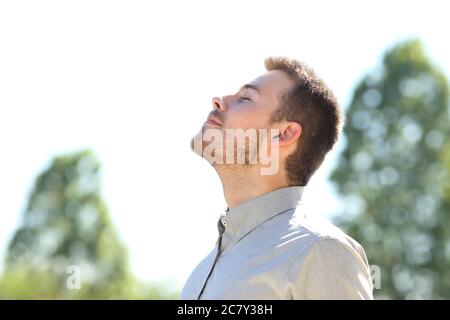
[206,116,222,126]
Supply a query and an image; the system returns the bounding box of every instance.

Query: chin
[190,127,208,157]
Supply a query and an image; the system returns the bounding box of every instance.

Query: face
[205,70,295,132]
[192,70,296,167]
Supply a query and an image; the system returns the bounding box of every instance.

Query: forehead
[249,70,295,99]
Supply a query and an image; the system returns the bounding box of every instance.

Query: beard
[190,126,265,166]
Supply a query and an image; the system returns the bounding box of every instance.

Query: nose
[212,96,226,112]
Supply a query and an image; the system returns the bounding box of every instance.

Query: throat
[215,164,286,209]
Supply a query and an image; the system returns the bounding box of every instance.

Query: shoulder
[278,209,373,299]
[256,205,370,269]
[291,211,367,257]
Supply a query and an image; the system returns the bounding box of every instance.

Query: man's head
[265,57,342,185]
[192,56,342,186]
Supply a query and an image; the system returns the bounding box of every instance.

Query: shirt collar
[219,186,305,242]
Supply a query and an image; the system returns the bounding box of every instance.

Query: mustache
[208,110,225,124]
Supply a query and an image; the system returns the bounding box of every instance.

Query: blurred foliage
[0,150,177,299]
[330,39,450,299]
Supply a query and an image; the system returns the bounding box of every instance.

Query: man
[181,57,374,299]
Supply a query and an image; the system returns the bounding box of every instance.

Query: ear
[278,122,302,146]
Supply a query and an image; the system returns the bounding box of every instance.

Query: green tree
[2,150,133,299]
[330,40,450,299]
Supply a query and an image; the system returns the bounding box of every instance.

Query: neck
[215,164,289,209]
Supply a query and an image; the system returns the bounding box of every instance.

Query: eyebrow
[239,84,261,95]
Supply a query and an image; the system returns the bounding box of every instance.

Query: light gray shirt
[180,186,374,300]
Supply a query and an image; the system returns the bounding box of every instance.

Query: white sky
[1,0,449,290]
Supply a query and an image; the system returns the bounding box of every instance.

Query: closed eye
[239,96,251,102]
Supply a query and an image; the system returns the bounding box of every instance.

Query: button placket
[197,214,227,299]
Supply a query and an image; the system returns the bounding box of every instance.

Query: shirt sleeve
[292,238,374,300]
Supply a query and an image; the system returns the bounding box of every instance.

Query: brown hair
[265,57,343,186]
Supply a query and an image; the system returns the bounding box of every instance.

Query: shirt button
[221,218,228,227]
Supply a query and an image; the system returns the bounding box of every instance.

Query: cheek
[226,105,269,129]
